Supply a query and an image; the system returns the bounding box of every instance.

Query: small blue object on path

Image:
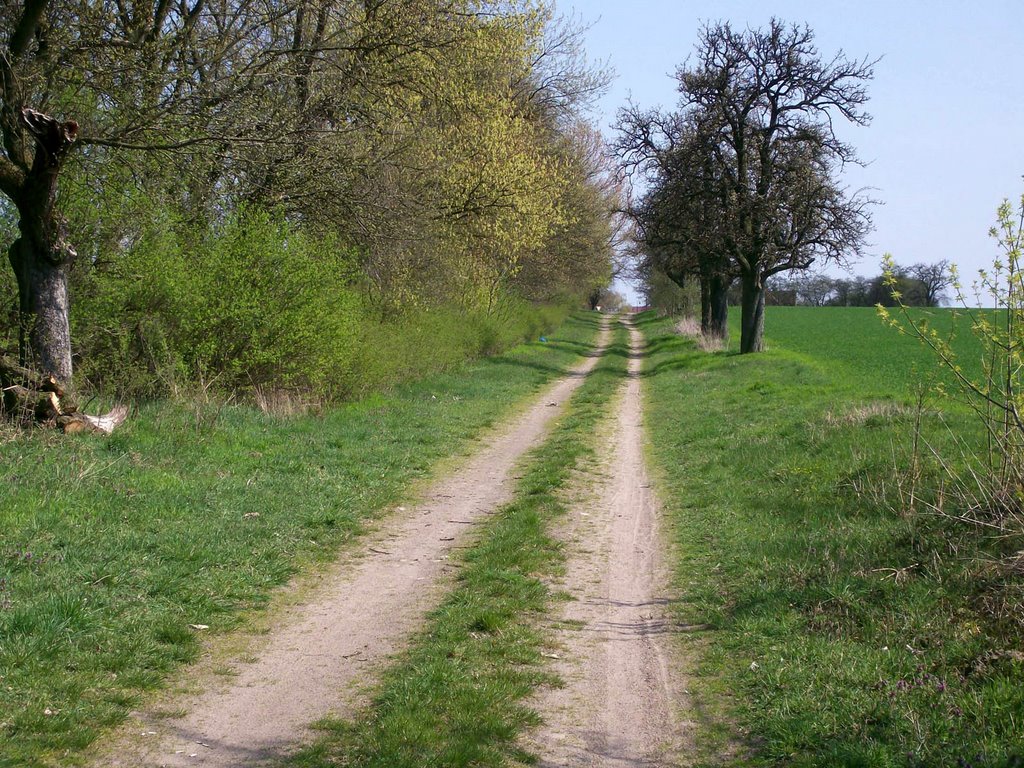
[540,336,547,342]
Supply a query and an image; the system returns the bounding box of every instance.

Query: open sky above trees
[569,0,1024,304]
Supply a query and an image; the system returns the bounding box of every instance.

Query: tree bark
[708,273,730,342]
[699,277,711,334]
[739,271,766,353]
[6,109,79,381]
[8,235,72,380]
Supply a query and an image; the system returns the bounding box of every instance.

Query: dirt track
[520,317,692,766]
[92,322,610,768]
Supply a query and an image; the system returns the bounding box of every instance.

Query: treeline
[642,259,951,316]
[0,1,619,401]
[764,261,951,307]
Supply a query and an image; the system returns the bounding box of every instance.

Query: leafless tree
[672,19,876,352]
[910,260,952,307]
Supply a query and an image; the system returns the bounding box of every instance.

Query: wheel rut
[90,321,611,768]
[520,316,694,767]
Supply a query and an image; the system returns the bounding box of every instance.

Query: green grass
[0,312,603,768]
[639,306,1024,767]
[285,320,631,768]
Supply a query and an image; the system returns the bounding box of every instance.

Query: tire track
[521,316,693,767]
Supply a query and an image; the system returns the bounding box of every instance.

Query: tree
[0,0,302,380]
[910,260,952,307]
[1,0,614,389]
[671,20,875,352]
[614,110,734,340]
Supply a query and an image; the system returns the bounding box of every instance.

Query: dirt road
[521,317,692,766]
[93,322,610,768]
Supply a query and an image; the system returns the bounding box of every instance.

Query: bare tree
[614,108,734,339]
[673,20,876,352]
[910,260,952,307]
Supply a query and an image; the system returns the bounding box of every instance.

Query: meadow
[639,306,1024,767]
[0,313,602,768]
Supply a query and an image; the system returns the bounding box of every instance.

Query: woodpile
[0,355,127,434]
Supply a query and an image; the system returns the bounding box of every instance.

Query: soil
[91,322,611,768]
[519,316,694,766]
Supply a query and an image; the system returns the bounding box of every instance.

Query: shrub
[71,205,362,399]
[880,195,1024,622]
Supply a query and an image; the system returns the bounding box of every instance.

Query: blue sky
[564,0,1024,303]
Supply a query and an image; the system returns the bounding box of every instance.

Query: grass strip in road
[286,320,631,768]
[0,312,603,768]
[637,310,1024,768]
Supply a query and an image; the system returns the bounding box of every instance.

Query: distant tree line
[0,0,621,398]
[761,260,952,307]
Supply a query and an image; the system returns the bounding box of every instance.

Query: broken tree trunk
[1,355,127,434]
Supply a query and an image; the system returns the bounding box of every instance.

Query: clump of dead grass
[252,386,322,418]
[675,316,726,352]
[823,401,915,429]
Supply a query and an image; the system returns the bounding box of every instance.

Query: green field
[640,306,1024,767]
[0,313,603,768]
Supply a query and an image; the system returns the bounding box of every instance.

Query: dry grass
[675,316,702,337]
[252,386,322,418]
[823,401,915,428]
[675,316,726,352]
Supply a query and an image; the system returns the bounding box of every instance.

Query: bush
[880,195,1024,623]
[71,205,362,399]
[65,201,572,403]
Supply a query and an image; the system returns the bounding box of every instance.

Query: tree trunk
[699,277,711,334]
[708,273,730,342]
[8,235,72,381]
[5,110,79,381]
[739,271,766,354]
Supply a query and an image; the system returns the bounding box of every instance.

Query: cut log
[0,354,65,396]
[57,405,128,435]
[1,357,126,434]
[1,384,63,423]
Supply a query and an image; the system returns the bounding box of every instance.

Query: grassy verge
[0,312,602,768]
[639,308,1024,768]
[285,320,631,768]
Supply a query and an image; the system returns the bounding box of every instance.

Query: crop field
[640,306,1024,767]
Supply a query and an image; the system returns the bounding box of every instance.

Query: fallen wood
[1,384,62,423]
[1,356,126,434]
[57,405,129,435]
[0,355,65,396]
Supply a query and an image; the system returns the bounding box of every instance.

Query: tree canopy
[0,0,619,394]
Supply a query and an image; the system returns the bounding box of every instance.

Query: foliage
[0,0,616,392]
[637,308,1024,766]
[68,203,361,398]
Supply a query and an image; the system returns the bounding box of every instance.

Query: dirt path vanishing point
[521,316,693,767]
[93,321,610,768]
